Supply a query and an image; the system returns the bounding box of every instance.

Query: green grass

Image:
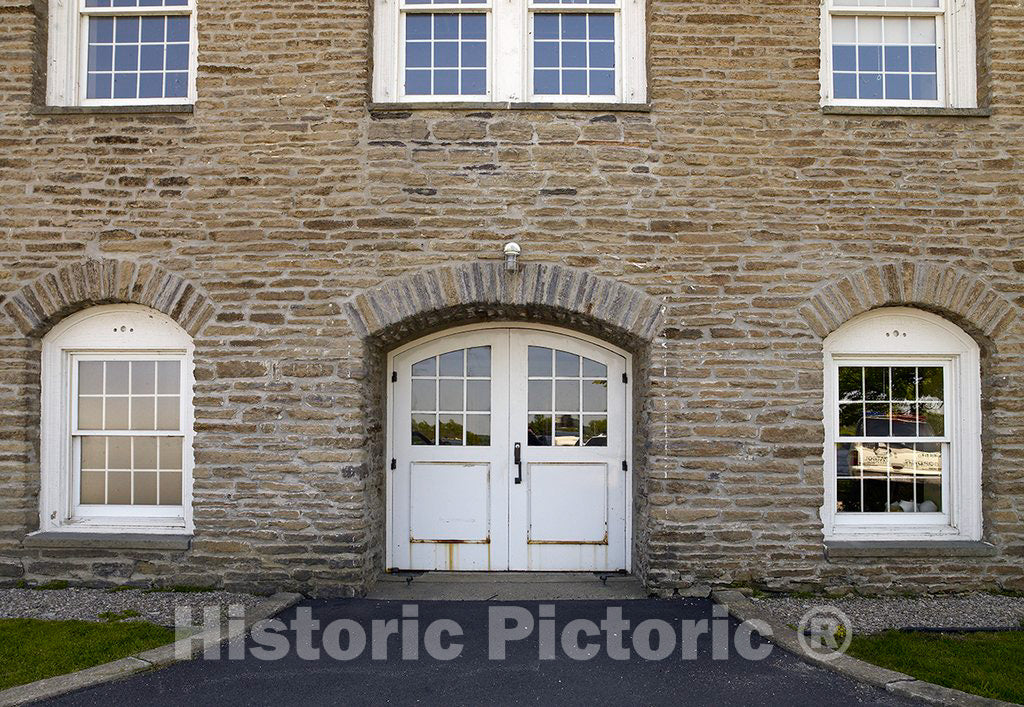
[848,630,1024,704]
[0,618,174,690]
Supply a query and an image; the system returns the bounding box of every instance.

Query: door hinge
[622,372,628,384]
[622,460,629,471]
[390,458,397,470]
[391,371,397,382]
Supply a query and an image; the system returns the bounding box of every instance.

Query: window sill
[822,105,991,118]
[368,101,652,114]
[824,539,996,559]
[32,105,194,116]
[22,531,192,551]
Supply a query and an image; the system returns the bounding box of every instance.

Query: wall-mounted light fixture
[503,242,521,272]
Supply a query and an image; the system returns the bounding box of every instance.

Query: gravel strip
[0,588,266,627]
[753,593,1024,635]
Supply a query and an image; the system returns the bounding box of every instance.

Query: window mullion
[492,0,519,101]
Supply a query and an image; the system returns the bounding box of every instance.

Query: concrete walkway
[369,571,648,600]
[42,596,917,706]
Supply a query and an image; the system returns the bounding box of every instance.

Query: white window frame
[372,0,646,104]
[39,305,195,533]
[822,308,982,542]
[46,0,198,107]
[819,0,977,109]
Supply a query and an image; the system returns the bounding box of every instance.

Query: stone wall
[0,0,1023,595]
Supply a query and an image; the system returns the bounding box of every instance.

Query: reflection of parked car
[584,434,607,447]
[848,415,940,478]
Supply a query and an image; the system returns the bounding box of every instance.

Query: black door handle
[514,442,522,484]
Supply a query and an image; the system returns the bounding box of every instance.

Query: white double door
[389,327,629,571]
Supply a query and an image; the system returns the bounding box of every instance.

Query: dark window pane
[561,69,587,94]
[461,14,486,39]
[911,45,936,72]
[167,16,189,41]
[534,69,559,94]
[921,403,943,436]
[90,17,114,43]
[589,70,614,94]
[919,367,943,401]
[839,403,863,437]
[890,367,916,400]
[833,72,856,99]
[833,45,856,71]
[864,404,890,436]
[836,479,861,513]
[911,74,936,100]
[862,480,889,512]
[884,45,908,72]
[141,16,164,42]
[434,69,459,94]
[528,414,552,446]
[838,366,863,401]
[461,69,486,94]
[582,415,607,446]
[407,14,432,40]
[891,402,917,437]
[858,73,883,100]
[534,14,559,40]
[885,73,909,100]
[864,366,887,401]
[406,70,431,95]
[836,443,857,479]
[164,72,187,97]
[858,45,882,71]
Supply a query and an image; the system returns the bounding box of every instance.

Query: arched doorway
[386,323,632,572]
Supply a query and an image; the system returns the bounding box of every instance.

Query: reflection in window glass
[527,347,607,446]
[835,364,944,513]
[410,347,491,446]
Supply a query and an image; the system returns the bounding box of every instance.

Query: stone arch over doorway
[345,262,666,585]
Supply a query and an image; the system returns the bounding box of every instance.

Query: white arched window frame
[822,307,982,541]
[39,305,194,534]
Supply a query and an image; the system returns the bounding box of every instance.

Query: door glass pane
[439,350,464,377]
[412,379,436,411]
[528,380,551,411]
[528,414,552,446]
[409,347,491,446]
[582,415,607,446]
[582,379,607,412]
[555,380,580,411]
[439,414,464,445]
[554,414,580,446]
[466,414,490,446]
[582,357,606,378]
[555,350,580,377]
[412,414,436,445]
[528,346,552,377]
[466,346,491,377]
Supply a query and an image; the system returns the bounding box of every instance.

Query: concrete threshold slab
[369,572,647,600]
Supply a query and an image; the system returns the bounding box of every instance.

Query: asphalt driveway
[45,599,916,706]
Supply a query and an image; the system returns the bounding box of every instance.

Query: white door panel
[389,326,629,572]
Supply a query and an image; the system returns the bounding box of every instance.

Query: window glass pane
[404,13,487,96]
[582,415,607,446]
[919,366,943,400]
[528,347,552,377]
[87,14,189,101]
[528,414,552,446]
[529,380,552,411]
[106,361,130,394]
[466,346,491,377]
[582,357,607,377]
[412,379,436,411]
[831,15,937,101]
[82,436,106,468]
[582,379,607,412]
[159,471,182,505]
[554,414,580,446]
[838,366,863,401]
[79,361,105,395]
[131,361,155,394]
[466,380,490,411]
[438,414,464,445]
[921,402,944,436]
[156,396,179,430]
[109,436,132,469]
[159,437,183,469]
[130,396,155,430]
[105,396,130,429]
[838,403,863,437]
[555,350,579,377]
[533,13,615,96]
[81,471,106,504]
[412,414,436,445]
[135,471,158,504]
[78,397,104,430]
[412,356,436,377]
[439,380,463,411]
[134,436,158,469]
[555,380,580,411]
[107,471,132,504]
[466,414,490,446]
[157,360,180,394]
[439,350,464,377]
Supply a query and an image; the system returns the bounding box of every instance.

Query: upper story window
[820,0,977,108]
[822,308,982,542]
[46,0,197,107]
[40,305,194,533]
[371,0,647,104]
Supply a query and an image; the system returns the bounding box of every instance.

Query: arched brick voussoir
[2,258,216,338]
[345,261,667,346]
[798,262,1020,344]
